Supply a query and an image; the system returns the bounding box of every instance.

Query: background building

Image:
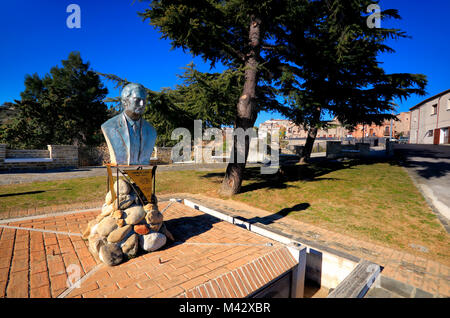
[409,89,450,144]
[351,112,411,139]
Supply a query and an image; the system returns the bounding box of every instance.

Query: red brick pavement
[0,202,296,298]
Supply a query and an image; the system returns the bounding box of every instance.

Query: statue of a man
[101,83,157,165]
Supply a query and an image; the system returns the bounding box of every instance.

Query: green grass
[0,177,106,211]
[0,159,448,265]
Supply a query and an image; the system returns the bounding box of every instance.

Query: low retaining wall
[180,198,381,298]
[150,147,172,165]
[5,149,50,158]
[0,144,78,171]
[326,141,370,159]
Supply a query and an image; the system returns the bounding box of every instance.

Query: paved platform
[0,201,297,298]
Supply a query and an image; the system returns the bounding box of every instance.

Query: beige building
[393,111,411,138]
[409,89,450,144]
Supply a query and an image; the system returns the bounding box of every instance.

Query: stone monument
[82,83,173,266]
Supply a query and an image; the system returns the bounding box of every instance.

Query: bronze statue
[101,83,156,165]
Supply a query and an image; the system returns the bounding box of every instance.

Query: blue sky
[0,0,449,127]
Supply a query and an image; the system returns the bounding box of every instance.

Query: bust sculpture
[101,83,157,165]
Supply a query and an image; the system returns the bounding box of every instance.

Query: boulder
[139,232,167,252]
[99,243,123,266]
[105,191,114,205]
[160,223,175,241]
[145,208,163,225]
[120,233,139,259]
[112,209,123,220]
[115,194,135,210]
[88,234,105,259]
[101,203,114,217]
[134,224,150,235]
[145,208,163,232]
[95,213,106,223]
[148,222,162,232]
[107,225,132,243]
[82,219,96,240]
[90,223,99,236]
[124,205,146,225]
[113,179,131,195]
[96,216,118,237]
[116,219,125,227]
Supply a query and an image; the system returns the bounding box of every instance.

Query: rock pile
[82,178,173,266]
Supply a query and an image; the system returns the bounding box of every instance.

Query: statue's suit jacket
[101,113,157,165]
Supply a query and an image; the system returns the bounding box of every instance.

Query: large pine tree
[0,52,109,149]
[272,0,426,163]
[138,0,304,195]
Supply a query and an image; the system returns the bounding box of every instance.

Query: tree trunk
[299,106,322,164]
[299,126,318,164]
[220,16,261,196]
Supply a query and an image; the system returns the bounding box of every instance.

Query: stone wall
[326,141,371,159]
[78,143,110,166]
[0,144,78,171]
[77,145,173,166]
[5,149,50,158]
[150,147,173,165]
[326,141,342,159]
[48,145,78,167]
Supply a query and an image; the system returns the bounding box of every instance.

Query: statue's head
[121,83,147,121]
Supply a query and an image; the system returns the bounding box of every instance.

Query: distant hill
[0,103,18,126]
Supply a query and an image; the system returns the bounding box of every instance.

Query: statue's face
[123,89,146,120]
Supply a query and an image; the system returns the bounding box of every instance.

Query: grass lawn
[0,159,448,265]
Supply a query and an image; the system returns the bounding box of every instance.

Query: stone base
[82,178,173,266]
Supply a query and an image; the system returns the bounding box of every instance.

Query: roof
[410,89,450,111]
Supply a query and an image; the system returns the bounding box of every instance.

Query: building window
[431,104,437,115]
[447,99,450,110]
[427,130,434,137]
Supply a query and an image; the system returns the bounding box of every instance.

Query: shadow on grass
[246,202,311,225]
[0,189,72,198]
[199,158,382,194]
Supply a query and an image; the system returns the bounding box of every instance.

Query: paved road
[393,144,450,227]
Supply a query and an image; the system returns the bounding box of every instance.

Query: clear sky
[0,0,449,127]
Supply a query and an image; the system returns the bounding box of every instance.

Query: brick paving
[177,193,450,297]
[1,193,449,298]
[0,201,296,298]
